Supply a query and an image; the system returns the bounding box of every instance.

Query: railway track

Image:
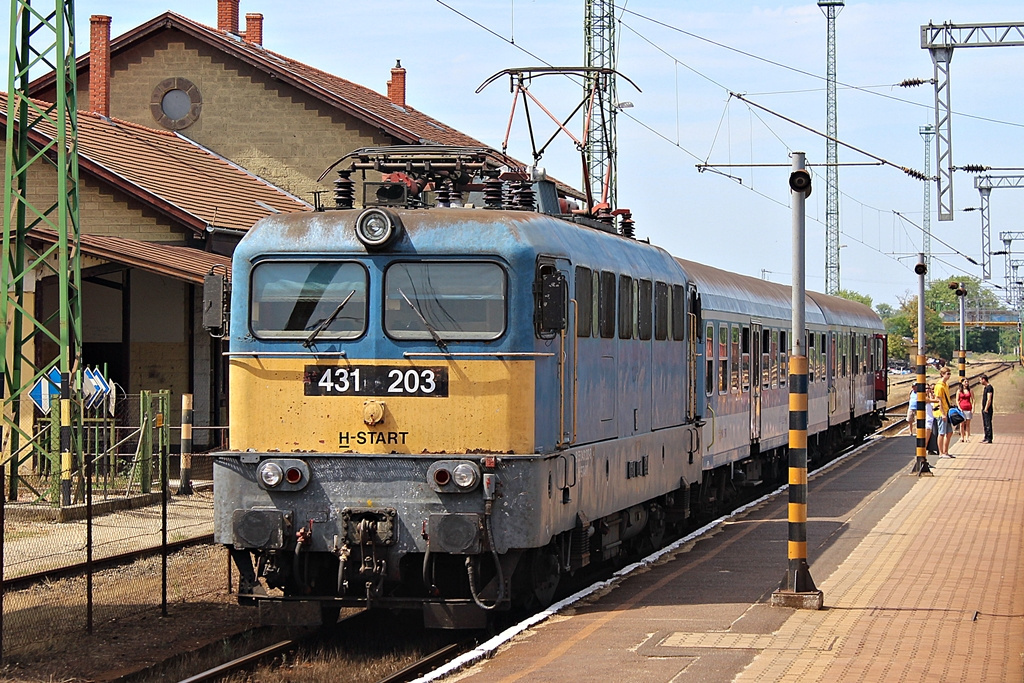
[170,610,471,683]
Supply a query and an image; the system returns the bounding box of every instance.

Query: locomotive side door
[559,260,576,446]
[749,321,762,441]
[536,258,574,448]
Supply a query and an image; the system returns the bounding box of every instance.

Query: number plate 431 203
[303,365,449,398]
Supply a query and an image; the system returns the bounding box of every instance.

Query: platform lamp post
[913,255,934,475]
[949,281,967,388]
[772,151,823,610]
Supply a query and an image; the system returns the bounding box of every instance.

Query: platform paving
[449,413,1024,683]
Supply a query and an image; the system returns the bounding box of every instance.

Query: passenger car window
[384,262,505,340]
[719,323,729,394]
[705,323,714,396]
[250,261,367,340]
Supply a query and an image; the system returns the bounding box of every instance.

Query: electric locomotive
[207,146,885,629]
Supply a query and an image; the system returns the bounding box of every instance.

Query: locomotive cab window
[384,262,506,340]
[250,261,368,340]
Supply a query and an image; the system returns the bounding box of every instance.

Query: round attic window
[150,77,202,130]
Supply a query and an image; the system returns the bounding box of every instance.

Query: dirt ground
[0,545,259,683]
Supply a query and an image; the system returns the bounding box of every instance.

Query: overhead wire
[433,1,983,280]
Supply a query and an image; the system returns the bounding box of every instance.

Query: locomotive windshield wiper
[302,290,356,348]
[398,288,448,352]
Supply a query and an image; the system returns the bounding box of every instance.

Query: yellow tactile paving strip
[733,435,1024,682]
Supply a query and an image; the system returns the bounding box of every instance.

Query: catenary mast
[584,0,618,209]
[819,0,843,295]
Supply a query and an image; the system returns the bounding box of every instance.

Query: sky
[6,0,1024,310]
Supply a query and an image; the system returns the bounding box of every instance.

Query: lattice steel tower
[585,0,617,209]
[2,0,83,504]
[920,124,934,284]
[819,0,843,294]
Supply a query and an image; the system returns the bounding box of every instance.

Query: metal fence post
[161,394,168,618]
[86,432,93,634]
[140,391,152,494]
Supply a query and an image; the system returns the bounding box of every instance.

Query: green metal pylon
[2,0,83,505]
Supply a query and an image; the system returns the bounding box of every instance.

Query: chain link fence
[0,392,227,662]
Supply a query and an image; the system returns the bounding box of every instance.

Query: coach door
[750,321,762,441]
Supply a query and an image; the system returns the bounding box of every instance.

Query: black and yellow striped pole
[913,255,933,476]
[60,372,72,506]
[771,151,822,610]
[178,394,194,495]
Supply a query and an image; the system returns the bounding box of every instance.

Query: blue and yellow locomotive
[209,147,886,628]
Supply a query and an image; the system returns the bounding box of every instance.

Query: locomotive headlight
[452,463,480,489]
[355,207,403,250]
[259,462,284,488]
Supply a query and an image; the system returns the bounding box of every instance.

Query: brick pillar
[89,15,111,117]
[217,0,239,34]
[387,60,406,108]
[245,13,263,45]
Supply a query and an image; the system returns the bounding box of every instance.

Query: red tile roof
[28,11,584,199]
[28,228,231,284]
[1,93,310,235]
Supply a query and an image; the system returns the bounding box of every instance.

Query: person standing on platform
[934,366,954,458]
[957,381,974,443]
[909,385,935,454]
[980,374,994,443]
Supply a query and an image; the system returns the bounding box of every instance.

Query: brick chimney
[387,60,406,108]
[89,15,111,117]
[245,13,263,45]
[217,0,239,34]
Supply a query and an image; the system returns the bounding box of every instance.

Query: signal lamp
[914,263,927,275]
[355,207,403,250]
[285,467,303,485]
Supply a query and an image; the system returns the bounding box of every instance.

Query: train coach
[206,146,886,629]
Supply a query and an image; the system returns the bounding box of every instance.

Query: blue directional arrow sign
[83,368,99,408]
[29,367,62,414]
[89,369,111,411]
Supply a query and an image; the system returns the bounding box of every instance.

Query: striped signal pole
[178,394,194,495]
[772,152,823,610]
[913,255,933,476]
[60,372,72,506]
